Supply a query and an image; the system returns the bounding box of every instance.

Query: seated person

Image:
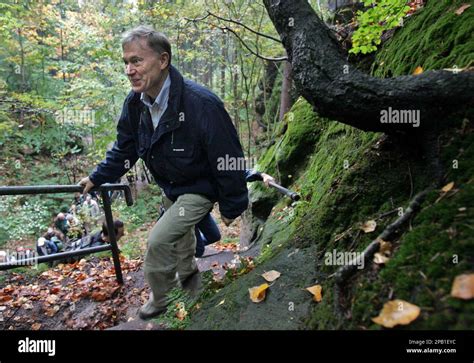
[54,213,69,236]
[43,227,65,242]
[65,219,124,251]
[66,213,84,240]
[36,237,58,256]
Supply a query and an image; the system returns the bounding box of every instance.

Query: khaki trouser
[144,193,213,309]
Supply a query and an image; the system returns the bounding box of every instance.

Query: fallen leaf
[413,66,423,75]
[262,270,281,282]
[306,284,322,302]
[441,182,454,193]
[91,291,108,302]
[176,306,187,321]
[23,303,34,310]
[216,299,225,307]
[31,323,41,330]
[451,274,474,300]
[455,3,471,15]
[44,305,60,317]
[372,299,420,328]
[46,295,59,304]
[0,295,13,302]
[374,252,390,264]
[378,239,392,254]
[249,283,269,303]
[361,220,377,233]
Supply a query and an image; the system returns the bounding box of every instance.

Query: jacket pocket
[162,144,196,183]
[164,145,194,158]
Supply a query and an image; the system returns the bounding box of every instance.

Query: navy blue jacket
[89,65,248,219]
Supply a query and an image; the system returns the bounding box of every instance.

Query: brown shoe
[138,294,167,320]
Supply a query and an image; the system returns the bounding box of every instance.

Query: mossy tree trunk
[263,0,473,134]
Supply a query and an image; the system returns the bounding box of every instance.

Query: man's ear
[159,52,170,69]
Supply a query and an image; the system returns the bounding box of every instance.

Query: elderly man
[79,26,248,319]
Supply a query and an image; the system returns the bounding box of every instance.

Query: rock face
[188,1,474,330]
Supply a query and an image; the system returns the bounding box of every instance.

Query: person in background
[194,171,275,257]
[64,219,125,251]
[36,237,58,256]
[83,194,100,218]
[54,213,69,236]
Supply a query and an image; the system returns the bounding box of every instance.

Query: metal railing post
[100,190,123,284]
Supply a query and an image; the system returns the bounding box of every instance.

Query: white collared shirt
[140,74,171,129]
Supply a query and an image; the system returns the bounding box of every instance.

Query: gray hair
[122,25,172,66]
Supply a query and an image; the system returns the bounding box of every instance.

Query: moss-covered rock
[188,2,474,330]
[372,0,474,77]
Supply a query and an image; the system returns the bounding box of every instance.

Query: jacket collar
[130,64,183,118]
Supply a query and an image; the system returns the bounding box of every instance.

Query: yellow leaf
[374,252,390,264]
[361,220,377,233]
[413,66,423,75]
[176,306,187,321]
[216,299,225,307]
[451,274,474,300]
[441,182,454,193]
[306,284,322,302]
[455,3,471,15]
[372,299,420,328]
[262,270,281,282]
[378,239,392,254]
[31,323,42,330]
[249,283,269,303]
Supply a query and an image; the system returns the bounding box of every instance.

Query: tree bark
[279,59,293,120]
[263,0,474,134]
[221,35,227,99]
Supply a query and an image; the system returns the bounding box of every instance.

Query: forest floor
[0,213,252,330]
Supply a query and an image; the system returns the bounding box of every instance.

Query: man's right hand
[78,176,95,195]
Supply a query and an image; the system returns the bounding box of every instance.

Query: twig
[184,16,287,62]
[1,305,22,328]
[334,189,430,285]
[206,11,282,43]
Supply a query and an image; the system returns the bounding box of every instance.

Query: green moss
[257,98,322,187]
[372,0,474,77]
[349,182,474,330]
[188,2,473,329]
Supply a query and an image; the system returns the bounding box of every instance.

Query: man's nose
[125,64,136,75]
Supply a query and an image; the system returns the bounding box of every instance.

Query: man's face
[122,38,169,98]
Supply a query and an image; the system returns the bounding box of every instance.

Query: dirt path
[0,241,252,330]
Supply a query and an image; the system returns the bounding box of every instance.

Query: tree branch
[334,189,430,285]
[184,15,287,62]
[263,0,474,134]
[206,11,282,43]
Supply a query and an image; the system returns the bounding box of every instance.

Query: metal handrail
[0,183,134,283]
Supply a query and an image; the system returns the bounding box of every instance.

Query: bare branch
[183,15,287,62]
[206,11,282,44]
